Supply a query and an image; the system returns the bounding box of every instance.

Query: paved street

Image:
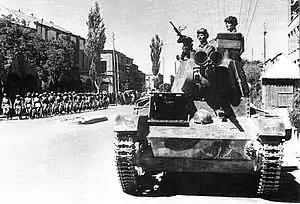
[0,105,299,204]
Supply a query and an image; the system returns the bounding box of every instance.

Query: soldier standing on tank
[210,16,249,123]
[196,28,215,56]
[195,28,216,83]
[194,28,218,108]
[224,16,244,54]
[224,15,249,96]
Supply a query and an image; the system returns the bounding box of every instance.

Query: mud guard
[114,114,140,132]
[253,116,286,141]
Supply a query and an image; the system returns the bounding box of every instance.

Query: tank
[114,32,292,196]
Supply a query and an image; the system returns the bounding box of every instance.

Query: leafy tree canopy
[153,73,163,90]
[150,34,163,76]
[36,38,78,91]
[85,2,106,93]
[289,91,300,129]
[159,83,171,92]
[0,14,79,92]
[242,59,263,107]
[242,59,263,86]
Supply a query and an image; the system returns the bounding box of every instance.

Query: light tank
[114,28,292,196]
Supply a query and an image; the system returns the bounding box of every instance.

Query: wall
[262,79,296,109]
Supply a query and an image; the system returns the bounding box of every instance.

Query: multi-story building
[288,0,300,64]
[0,5,87,93]
[99,50,145,93]
[0,5,145,94]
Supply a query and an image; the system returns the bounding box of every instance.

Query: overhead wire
[217,0,220,17]
[238,0,244,22]
[224,0,226,18]
[243,0,253,34]
[245,0,259,40]
[205,0,214,34]
[216,0,223,30]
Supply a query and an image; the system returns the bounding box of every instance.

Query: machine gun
[170,21,193,60]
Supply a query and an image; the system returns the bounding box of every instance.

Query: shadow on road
[147,170,300,202]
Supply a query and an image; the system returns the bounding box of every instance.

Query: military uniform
[1,95,11,116]
[196,42,215,57]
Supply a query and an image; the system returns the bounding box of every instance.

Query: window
[98,61,107,73]
[277,85,294,107]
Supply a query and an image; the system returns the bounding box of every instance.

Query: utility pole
[112,32,119,93]
[263,22,267,63]
[298,1,300,67]
[162,56,165,84]
[252,48,254,61]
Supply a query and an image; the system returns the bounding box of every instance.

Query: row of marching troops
[1,91,110,120]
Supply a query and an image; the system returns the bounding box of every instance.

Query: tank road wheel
[257,142,284,195]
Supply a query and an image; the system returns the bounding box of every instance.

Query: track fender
[114,114,140,132]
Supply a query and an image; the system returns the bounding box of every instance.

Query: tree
[243,59,263,107]
[85,2,106,93]
[289,91,300,129]
[159,83,171,92]
[153,73,163,90]
[0,15,45,93]
[150,34,163,76]
[243,60,263,86]
[36,38,78,91]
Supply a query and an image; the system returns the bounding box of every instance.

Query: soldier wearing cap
[13,94,23,119]
[196,28,215,56]
[224,16,244,54]
[1,93,12,119]
[224,16,238,33]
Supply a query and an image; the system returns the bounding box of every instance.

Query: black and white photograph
[0,0,300,203]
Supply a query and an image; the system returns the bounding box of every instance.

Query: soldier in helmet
[196,28,215,57]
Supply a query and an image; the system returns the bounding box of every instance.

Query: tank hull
[137,117,255,173]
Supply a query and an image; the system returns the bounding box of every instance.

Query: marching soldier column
[0,91,110,120]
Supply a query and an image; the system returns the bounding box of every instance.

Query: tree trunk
[94,80,100,94]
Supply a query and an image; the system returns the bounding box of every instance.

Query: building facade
[261,55,300,109]
[0,5,87,93]
[99,50,145,93]
[288,0,300,64]
[0,6,145,94]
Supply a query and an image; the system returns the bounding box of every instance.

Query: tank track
[257,142,284,195]
[114,132,138,194]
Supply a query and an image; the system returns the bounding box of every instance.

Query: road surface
[0,105,299,204]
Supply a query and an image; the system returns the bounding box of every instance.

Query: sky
[0,0,289,82]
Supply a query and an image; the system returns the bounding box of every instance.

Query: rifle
[170,21,182,37]
[170,21,193,60]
